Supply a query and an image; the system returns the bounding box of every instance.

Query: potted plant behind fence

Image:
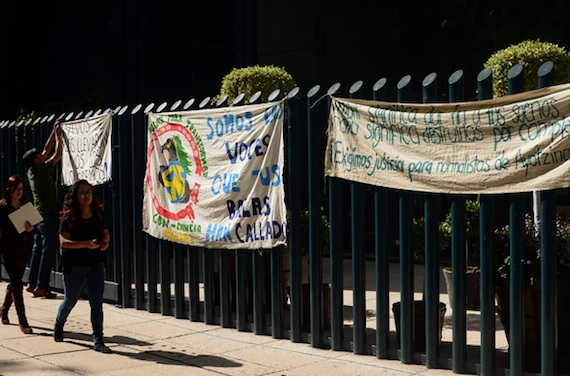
[391,216,449,351]
[494,213,570,373]
[441,198,481,310]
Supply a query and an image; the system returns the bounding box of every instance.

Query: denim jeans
[28,213,59,289]
[55,262,105,344]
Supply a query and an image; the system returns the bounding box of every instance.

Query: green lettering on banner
[324,84,570,194]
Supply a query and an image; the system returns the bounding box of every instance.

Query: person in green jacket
[22,119,62,299]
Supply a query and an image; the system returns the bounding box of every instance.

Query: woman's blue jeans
[55,262,105,344]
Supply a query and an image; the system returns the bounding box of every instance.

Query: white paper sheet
[8,202,43,233]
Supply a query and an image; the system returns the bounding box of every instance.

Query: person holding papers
[0,175,36,334]
[54,180,111,353]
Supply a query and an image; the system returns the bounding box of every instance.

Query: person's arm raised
[51,122,63,166]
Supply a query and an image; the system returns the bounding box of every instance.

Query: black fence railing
[0,61,567,375]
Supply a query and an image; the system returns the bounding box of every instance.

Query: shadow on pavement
[31,327,243,369]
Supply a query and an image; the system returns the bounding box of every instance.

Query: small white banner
[325,84,570,194]
[61,113,113,186]
[143,101,286,249]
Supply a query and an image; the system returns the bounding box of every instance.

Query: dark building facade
[1,1,570,120]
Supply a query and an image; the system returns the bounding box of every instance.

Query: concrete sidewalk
[0,280,464,376]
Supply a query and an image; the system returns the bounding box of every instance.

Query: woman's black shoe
[53,324,64,342]
[94,342,112,353]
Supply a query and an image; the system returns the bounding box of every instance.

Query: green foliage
[299,208,330,259]
[413,198,481,264]
[173,135,192,175]
[214,65,296,105]
[441,198,481,266]
[484,40,570,98]
[412,216,451,260]
[495,214,570,284]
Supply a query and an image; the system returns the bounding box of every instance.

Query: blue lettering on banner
[227,197,271,219]
[251,165,281,186]
[206,223,233,242]
[211,173,240,195]
[225,134,271,164]
[235,220,285,243]
[264,103,284,125]
[206,112,253,140]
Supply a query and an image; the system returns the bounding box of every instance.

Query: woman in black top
[0,175,35,334]
[53,180,111,353]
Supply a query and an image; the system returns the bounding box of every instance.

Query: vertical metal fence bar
[509,194,525,374]
[540,190,556,376]
[422,72,440,368]
[329,173,344,350]
[307,85,323,347]
[133,109,146,310]
[188,247,200,321]
[235,249,248,330]
[10,122,18,176]
[507,64,525,374]
[373,78,389,359]
[397,75,413,363]
[375,188,390,358]
[448,69,467,373]
[351,182,365,354]
[252,250,264,334]
[109,114,121,285]
[475,67,496,375]
[271,246,284,338]
[139,106,158,313]
[424,194,439,365]
[173,245,185,318]
[349,81,366,355]
[327,86,344,351]
[203,248,215,324]
[219,250,232,327]
[479,194,496,375]
[450,196,467,372]
[146,236,159,313]
[9,120,15,173]
[0,123,6,182]
[538,60,557,376]
[160,241,172,315]
[119,109,137,308]
[286,92,302,341]
[15,121,24,176]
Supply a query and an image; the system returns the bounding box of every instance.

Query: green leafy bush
[214,65,296,105]
[495,214,570,285]
[300,208,330,259]
[484,40,570,98]
[412,216,450,260]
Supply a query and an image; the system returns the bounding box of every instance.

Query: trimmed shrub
[484,40,570,98]
[214,65,296,105]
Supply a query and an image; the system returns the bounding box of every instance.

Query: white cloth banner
[61,114,113,186]
[325,84,570,194]
[143,101,286,249]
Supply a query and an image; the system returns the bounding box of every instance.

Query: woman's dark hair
[60,179,103,226]
[0,175,30,206]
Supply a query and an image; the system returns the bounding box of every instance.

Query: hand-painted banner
[61,113,113,186]
[325,83,570,194]
[143,101,286,249]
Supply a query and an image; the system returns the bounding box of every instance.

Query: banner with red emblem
[143,101,286,249]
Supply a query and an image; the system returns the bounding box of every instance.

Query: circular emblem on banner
[146,122,205,221]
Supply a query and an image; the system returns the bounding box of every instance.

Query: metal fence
[0,61,566,375]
